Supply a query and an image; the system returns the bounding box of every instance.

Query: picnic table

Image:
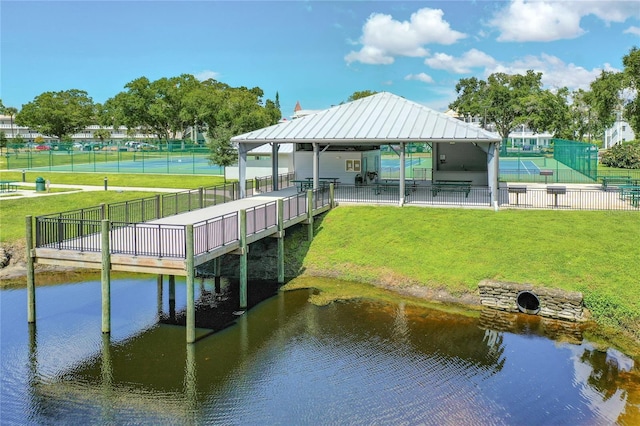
[619,185,640,207]
[600,176,639,190]
[373,181,411,196]
[292,180,313,192]
[0,180,18,193]
[431,180,472,197]
[318,177,340,186]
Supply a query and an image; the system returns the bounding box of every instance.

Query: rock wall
[478,279,585,322]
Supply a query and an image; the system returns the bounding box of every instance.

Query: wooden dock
[26,185,334,343]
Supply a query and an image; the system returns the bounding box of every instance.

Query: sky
[1,0,639,119]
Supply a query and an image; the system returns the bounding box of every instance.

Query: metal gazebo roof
[231,91,500,146]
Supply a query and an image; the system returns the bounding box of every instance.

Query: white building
[446,111,553,150]
[604,114,635,148]
[0,114,158,144]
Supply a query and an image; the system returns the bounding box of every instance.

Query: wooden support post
[307,189,314,241]
[100,203,107,220]
[157,275,163,316]
[199,187,204,209]
[277,199,285,284]
[213,257,221,293]
[185,342,197,410]
[239,209,248,310]
[101,219,111,334]
[156,194,162,219]
[186,224,196,344]
[26,216,36,324]
[101,333,112,389]
[169,275,176,319]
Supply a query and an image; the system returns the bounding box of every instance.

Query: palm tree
[5,107,18,140]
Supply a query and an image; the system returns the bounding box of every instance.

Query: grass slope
[301,206,640,340]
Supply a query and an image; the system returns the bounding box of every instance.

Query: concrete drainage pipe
[516,290,540,315]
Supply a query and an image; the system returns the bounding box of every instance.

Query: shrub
[600,141,640,169]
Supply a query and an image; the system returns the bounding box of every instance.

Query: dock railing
[34,178,330,256]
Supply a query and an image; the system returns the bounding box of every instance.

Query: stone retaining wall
[478,279,585,322]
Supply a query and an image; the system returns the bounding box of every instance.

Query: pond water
[1,276,639,425]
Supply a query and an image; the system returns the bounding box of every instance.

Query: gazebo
[231,92,502,204]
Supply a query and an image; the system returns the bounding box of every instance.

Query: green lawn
[0,191,160,242]
[0,171,226,189]
[298,206,640,345]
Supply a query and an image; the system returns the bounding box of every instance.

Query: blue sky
[1,1,639,119]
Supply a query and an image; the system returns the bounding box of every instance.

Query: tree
[347,90,378,102]
[589,70,623,137]
[621,46,640,134]
[0,131,7,155]
[450,71,548,139]
[93,128,111,142]
[207,124,237,182]
[587,47,640,137]
[15,90,94,141]
[4,106,18,140]
[525,87,571,139]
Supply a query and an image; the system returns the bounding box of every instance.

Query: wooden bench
[600,176,637,191]
[431,180,472,197]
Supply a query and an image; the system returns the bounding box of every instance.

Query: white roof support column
[312,142,319,189]
[399,142,406,206]
[487,142,499,204]
[238,143,248,199]
[271,143,279,191]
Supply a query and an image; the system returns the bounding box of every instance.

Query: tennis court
[12,151,224,175]
[380,158,423,171]
[499,159,541,175]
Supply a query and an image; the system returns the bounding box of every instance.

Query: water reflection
[1,277,638,424]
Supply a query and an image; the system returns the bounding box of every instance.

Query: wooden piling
[169,275,176,319]
[307,189,314,241]
[239,209,248,309]
[157,275,163,315]
[26,216,36,324]
[277,199,285,284]
[186,224,195,343]
[101,219,111,334]
[213,257,222,293]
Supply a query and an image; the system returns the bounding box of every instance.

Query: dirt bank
[0,242,76,286]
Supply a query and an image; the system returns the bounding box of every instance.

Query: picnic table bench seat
[431,180,472,197]
[600,176,639,190]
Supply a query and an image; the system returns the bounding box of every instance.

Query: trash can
[35,177,46,192]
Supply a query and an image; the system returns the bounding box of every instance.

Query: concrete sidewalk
[0,182,185,199]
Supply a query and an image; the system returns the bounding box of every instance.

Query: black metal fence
[193,212,239,257]
[335,183,639,211]
[34,172,320,255]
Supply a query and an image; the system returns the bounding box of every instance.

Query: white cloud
[624,26,640,36]
[490,1,583,42]
[345,8,466,65]
[194,70,220,81]
[404,73,434,84]
[425,49,497,73]
[490,0,640,42]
